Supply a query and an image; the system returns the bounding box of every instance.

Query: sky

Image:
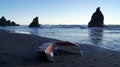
[0,0,120,25]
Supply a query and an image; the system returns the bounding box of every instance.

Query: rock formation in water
[0,16,19,26]
[88,7,104,27]
[29,17,40,27]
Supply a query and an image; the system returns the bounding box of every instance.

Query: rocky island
[88,7,104,27]
[0,16,19,26]
[29,17,40,27]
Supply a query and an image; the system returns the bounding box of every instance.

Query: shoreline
[0,30,120,67]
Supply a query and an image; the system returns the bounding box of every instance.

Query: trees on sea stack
[88,7,104,27]
[29,17,40,27]
[0,16,19,26]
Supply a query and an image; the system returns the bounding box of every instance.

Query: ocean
[0,25,120,51]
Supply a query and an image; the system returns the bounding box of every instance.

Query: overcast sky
[0,0,120,25]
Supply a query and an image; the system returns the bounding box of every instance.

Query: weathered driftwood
[37,42,81,61]
[55,42,81,54]
[37,43,55,61]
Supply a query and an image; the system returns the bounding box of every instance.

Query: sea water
[0,25,120,51]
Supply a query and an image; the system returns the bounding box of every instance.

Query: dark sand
[0,30,120,67]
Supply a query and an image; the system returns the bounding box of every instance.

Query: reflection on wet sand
[89,28,103,45]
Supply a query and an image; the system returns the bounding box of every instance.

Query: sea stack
[29,17,40,27]
[88,7,104,27]
[0,16,19,26]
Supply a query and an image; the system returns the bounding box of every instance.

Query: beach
[0,30,120,67]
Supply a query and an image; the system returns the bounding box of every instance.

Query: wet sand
[0,30,120,67]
